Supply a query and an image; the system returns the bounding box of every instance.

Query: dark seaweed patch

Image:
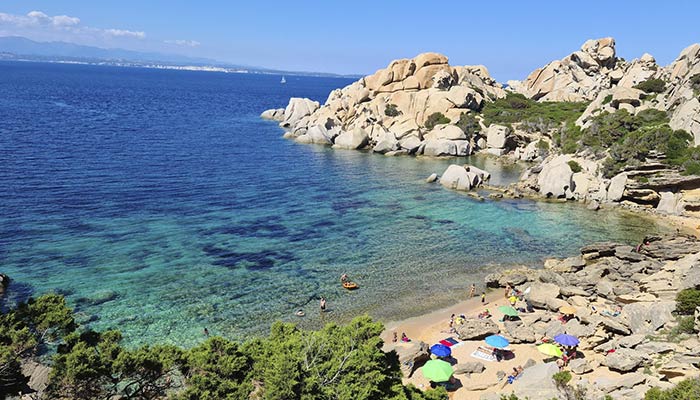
[407,215,428,220]
[203,245,296,270]
[435,219,455,225]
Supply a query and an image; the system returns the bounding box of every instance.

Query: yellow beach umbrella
[559,305,577,315]
[537,343,563,358]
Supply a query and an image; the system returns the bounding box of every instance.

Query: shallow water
[0,62,669,347]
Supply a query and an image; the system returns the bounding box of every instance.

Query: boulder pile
[481,235,700,399]
[262,53,507,157]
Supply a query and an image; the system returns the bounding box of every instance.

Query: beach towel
[439,337,459,347]
[471,346,497,362]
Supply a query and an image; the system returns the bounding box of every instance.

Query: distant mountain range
[0,36,359,78]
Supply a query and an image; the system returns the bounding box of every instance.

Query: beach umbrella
[430,343,451,358]
[559,305,577,315]
[421,359,454,382]
[554,334,580,347]
[498,305,519,317]
[537,343,564,357]
[485,335,510,349]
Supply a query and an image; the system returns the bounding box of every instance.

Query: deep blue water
[0,62,668,347]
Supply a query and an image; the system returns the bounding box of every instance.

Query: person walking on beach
[320,296,327,312]
[481,292,486,304]
[504,284,511,299]
[469,284,476,298]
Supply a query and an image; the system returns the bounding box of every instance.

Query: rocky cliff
[262,52,506,157]
[262,38,700,217]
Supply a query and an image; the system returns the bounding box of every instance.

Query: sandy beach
[380,215,700,399]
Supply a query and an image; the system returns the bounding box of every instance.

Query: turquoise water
[0,62,668,347]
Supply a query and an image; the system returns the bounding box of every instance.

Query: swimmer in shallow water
[295,309,305,317]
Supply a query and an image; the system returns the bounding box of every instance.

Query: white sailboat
[280,76,286,84]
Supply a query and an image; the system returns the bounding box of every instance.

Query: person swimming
[295,309,305,317]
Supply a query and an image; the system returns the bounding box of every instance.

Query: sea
[0,61,669,347]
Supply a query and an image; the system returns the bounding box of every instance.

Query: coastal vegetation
[634,78,667,94]
[424,112,451,130]
[481,92,588,131]
[0,294,447,400]
[385,103,401,117]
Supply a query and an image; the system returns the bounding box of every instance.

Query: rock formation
[261,53,506,157]
[480,235,700,399]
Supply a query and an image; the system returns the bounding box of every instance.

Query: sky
[1,1,699,81]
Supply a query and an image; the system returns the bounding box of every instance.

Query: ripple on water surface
[0,62,670,346]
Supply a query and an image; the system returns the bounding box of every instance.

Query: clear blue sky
[1,0,699,81]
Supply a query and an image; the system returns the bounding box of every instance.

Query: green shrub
[634,78,667,93]
[584,109,696,177]
[676,289,700,315]
[424,112,451,130]
[537,139,550,150]
[645,377,700,399]
[677,316,696,334]
[481,92,588,130]
[552,371,572,387]
[568,160,583,173]
[690,74,700,88]
[385,103,401,117]
[638,176,650,183]
[602,94,613,105]
[456,112,480,139]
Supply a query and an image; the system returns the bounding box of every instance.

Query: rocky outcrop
[484,235,700,390]
[455,318,500,340]
[0,273,9,294]
[439,164,490,191]
[383,341,430,377]
[536,155,574,198]
[512,38,621,102]
[332,127,369,150]
[262,52,506,158]
[260,108,285,121]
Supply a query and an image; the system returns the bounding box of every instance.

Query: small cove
[0,61,672,347]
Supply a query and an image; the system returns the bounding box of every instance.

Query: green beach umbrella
[537,343,563,358]
[498,305,519,317]
[421,359,454,382]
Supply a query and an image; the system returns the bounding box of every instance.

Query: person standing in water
[320,296,327,312]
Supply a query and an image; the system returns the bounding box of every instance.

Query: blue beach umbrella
[554,333,580,347]
[485,335,510,349]
[430,343,451,357]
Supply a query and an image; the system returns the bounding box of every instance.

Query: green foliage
[676,289,700,315]
[558,122,582,154]
[568,160,583,173]
[584,109,698,177]
[455,112,480,139]
[634,78,667,93]
[1,294,446,400]
[537,139,550,150]
[481,92,588,130]
[690,74,700,88]
[676,317,696,334]
[0,294,75,395]
[552,370,572,387]
[602,94,613,105]
[424,112,451,130]
[500,394,523,400]
[645,378,700,399]
[385,103,401,117]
